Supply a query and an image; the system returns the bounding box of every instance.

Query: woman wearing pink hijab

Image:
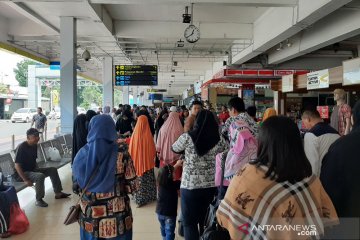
[156,106,184,180]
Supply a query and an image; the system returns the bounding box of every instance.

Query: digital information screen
[114,65,158,86]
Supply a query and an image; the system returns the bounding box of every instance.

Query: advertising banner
[282,74,294,93]
[307,69,329,90]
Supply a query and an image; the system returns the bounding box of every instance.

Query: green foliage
[79,86,102,110]
[13,59,37,87]
[0,83,8,94]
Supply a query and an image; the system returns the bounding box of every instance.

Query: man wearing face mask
[184,100,203,132]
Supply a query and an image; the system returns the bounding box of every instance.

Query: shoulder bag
[63,164,101,225]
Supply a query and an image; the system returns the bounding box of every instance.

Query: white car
[11,108,37,123]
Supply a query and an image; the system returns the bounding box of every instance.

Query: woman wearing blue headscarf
[73,115,138,240]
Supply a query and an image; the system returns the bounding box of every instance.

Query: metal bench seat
[0,153,27,192]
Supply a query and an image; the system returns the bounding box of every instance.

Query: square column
[122,86,129,105]
[27,65,41,108]
[274,91,285,115]
[60,17,77,134]
[133,87,138,105]
[102,57,114,110]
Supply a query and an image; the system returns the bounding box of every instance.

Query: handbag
[201,151,230,240]
[63,164,100,225]
[47,147,62,161]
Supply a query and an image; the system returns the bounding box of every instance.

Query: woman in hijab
[172,110,228,239]
[156,108,184,181]
[73,115,138,240]
[155,109,169,140]
[129,115,157,207]
[85,110,97,130]
[71,114,88,164]
[137,109,155,136]
[260,107,277,125]
[115,109,134,136]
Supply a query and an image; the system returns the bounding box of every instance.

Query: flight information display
[114,65,158,86]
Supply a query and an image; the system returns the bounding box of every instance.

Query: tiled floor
[8,164,183,240]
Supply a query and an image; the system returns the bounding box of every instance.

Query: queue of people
[2,96,359,240]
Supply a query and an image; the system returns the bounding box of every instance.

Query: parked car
[11,108,37,123]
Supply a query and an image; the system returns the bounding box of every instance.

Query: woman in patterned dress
[129,115,157,207]
[73,115,138,240]
[172,110,228,240]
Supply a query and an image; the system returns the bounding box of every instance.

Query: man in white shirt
[302,109,340,176]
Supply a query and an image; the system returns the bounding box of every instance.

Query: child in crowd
[156,162,182,240]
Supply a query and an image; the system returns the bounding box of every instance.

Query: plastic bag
[7,203,29,235]
[47,147,62,161]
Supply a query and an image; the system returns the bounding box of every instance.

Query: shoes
[55,192,71,199]
[0,232,11,238]
[35,199,48,207]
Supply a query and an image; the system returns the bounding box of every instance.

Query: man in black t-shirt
[14,128,70,207]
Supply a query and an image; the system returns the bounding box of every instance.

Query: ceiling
[0,0,359,95]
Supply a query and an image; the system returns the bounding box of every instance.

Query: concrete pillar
[133,87,138,105]
[102,57,114,110]
[274,91,285,115]
[27,65,41,108]
[122,86,129,104]
[60,17,77,134]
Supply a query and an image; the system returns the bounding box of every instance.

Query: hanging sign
[114,65,158,86]
[307,69,329,90]
[282,74,294,93]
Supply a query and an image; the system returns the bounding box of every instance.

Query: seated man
[14,128,70,207]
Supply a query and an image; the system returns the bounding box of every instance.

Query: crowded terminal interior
[0,0,360,239]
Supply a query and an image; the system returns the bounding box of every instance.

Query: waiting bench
[38,139,72,169]
[0,136,72,192]
[0,153,27,192]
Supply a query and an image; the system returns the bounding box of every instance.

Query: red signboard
[219,69,309,78]
[317,106,329,119]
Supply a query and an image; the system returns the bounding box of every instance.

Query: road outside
[0,118,60,154]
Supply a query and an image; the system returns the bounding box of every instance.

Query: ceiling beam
[4,1,59,33]
[268,8,360,64]
[84,1,132,63]
[232,0,352,64]
[90,0,297,7]
[85,1,114,35]
[114,21,252,39]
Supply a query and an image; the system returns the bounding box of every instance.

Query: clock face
[184,24,200,43]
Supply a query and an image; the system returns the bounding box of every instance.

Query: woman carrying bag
[73,115,138,240]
